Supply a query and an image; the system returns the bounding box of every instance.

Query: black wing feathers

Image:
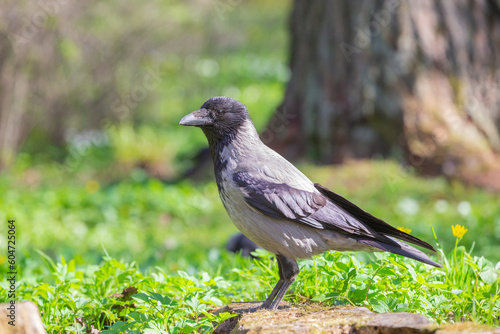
[233,172,326,229]
[232,171,436,253]
[358,238,442,267]
[314,183,436,252]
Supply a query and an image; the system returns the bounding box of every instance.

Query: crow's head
[179,97,250,139]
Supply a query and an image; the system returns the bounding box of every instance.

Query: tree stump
[0,302,46,334]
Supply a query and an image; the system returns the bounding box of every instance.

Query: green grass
[1,239,498,332]
[2,1,499,330]
[0,160,499,332]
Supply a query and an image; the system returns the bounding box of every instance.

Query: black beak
[179,108,213,127]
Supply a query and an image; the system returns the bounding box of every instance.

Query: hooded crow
[179,96,442,310]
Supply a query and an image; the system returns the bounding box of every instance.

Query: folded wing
[235,172,434,250]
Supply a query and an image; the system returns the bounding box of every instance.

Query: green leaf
[311,294,327,302]
[370,299,390,313]
[479,269,498,285]
[35,249,58,272]
[429,282,448,289]
[178,271,192,280]
[132,293,151,303]
[151,292,173,306]
[214,311,239,326]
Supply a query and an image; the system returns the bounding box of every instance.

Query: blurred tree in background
[0,0,170,167]
[268,0,500,190]
[0,0,288,178]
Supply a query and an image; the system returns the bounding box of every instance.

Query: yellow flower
[451,224,468,238]
[397,226,412,234]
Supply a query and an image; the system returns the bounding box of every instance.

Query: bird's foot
[246,306,260,313]
[260,300,272,310]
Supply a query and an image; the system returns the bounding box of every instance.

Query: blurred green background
[0,0,292,273]
[0,0,499,280]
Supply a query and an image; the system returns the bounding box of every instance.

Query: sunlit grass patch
[4,228,498,332]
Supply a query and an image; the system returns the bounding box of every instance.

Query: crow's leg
[261,254,285,309]
[261,279,284,309]
[262,254,299,310]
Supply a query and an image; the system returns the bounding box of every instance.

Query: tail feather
[359,237,443,268]
[315,183,437,252]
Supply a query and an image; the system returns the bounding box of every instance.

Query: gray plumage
[179,96,442,310]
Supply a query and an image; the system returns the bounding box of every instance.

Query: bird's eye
[216,110,223,115]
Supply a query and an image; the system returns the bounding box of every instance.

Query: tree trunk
[267,0,500,190]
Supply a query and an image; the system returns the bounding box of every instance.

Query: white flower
[397,197,419,215]
[457,201,472,216]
